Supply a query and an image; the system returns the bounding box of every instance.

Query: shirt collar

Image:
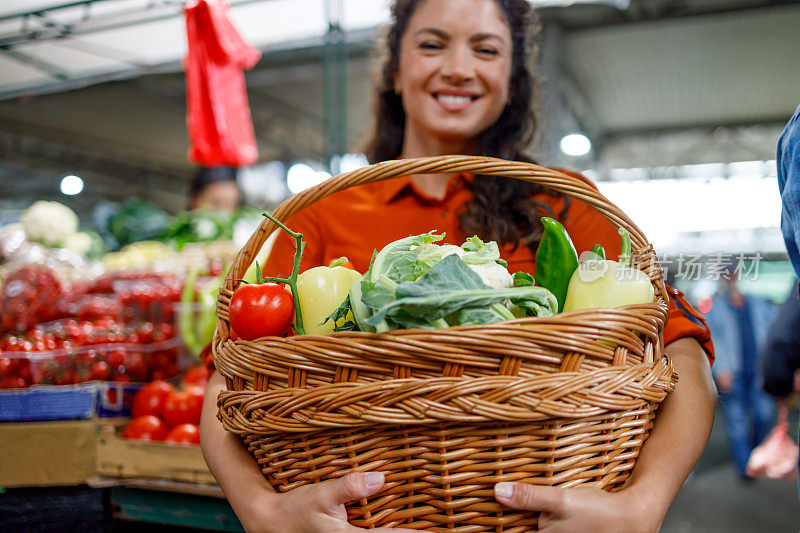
[377,172,474,204]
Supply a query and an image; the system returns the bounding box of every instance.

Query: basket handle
[217,156,666,337]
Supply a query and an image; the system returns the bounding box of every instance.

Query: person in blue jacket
[778,105,800,278]
[774,104,800,495]
[706,271,776,480]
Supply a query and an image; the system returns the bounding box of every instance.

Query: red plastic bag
[746,407,799,479]
[184,0,260,167]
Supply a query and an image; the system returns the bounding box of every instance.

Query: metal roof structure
[0,0,798,221]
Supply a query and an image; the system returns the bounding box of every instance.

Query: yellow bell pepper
[296,258,362,335]
[563,229,654,312]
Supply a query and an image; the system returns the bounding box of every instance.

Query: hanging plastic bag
[746,405,799,479]
[184,0,261,167]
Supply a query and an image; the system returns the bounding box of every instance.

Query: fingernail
[365,472,384,488]
[495,482,514,499]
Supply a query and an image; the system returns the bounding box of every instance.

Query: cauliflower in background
[20,201,79,247]
[62,231,93,256]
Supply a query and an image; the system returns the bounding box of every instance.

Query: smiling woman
[200,1,717,531]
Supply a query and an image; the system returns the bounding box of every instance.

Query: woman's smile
[432,89,481,111]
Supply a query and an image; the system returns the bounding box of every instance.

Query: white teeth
[437,95,471,105]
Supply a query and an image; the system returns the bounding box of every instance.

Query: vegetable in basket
[228,211,304,339]
[296,258,362,335]
[563,228,654,311]
[229,281,294,340]
[534,216,579,313]
[330,232,558,333]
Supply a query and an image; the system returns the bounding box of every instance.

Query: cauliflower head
[20,201,79,247]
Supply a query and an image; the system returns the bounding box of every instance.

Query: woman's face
[191,180,241,212]
[395,0,513,151]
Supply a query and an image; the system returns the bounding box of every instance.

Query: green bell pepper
[534,217,579,313]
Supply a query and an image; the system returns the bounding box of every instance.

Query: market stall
[0,198,264,530]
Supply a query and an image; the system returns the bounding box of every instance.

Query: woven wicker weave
[213,156,677,532]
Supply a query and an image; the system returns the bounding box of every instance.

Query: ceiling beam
[0,46,70,80]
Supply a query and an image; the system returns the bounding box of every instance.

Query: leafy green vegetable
[106,199,172,250]
[460,236,501,265]
[363,255,556,329]
[330,233,558,333]
[513,271,536,286]
[369,231,444,283]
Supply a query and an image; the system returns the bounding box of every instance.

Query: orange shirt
[264,172,714,362]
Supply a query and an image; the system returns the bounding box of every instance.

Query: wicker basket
[213,156,677,532]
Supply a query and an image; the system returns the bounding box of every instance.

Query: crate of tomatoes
[0,317,183,421]
[96,366,214,485]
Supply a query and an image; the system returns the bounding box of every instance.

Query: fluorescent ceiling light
[60,174,83,195]
[560,133,592,157]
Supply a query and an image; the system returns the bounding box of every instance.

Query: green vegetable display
[534,217,579,313]
[105,199,173,251]
[329,233,558,333]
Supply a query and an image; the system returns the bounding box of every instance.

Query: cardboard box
[95,423,216,485]
[0,419,97,487]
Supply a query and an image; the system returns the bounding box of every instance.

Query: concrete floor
[662,408,800,533]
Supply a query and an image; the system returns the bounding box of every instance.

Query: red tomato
[131,380,175,418]
[107,347,127,369]
[0,357,14,379]
[90,361,110,381]
[162,386,205,427]
[0,376,27,389]
[181,366,209,388]
[125,352,148,382]
[122,415,168,441]
[228,283,294,340]
[164,423,201,445]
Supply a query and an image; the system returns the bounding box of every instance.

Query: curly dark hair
[363,0,568,253]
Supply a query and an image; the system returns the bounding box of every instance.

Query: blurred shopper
[778,104,800,278]
[200,1,716,531]
[752,280,800,480]
[189,166,242,212]
[762,281,800,407]
[706,270,776,481]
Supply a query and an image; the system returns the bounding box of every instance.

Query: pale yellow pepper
[296,258,362,335]
[563,229,654,312]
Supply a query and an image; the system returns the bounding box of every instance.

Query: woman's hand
[492,337,715,533]
[493,483,655,533]
[239,472,427,533]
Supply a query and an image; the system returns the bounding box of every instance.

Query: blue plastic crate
[0,383,97,421]
[96,381,144,417]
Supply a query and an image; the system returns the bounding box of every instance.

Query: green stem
[328,256,349,268]
[261,210,306,335]
[618,228,632,267]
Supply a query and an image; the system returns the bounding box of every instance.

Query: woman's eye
[476,46,499,56]
[419,41,443,50]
